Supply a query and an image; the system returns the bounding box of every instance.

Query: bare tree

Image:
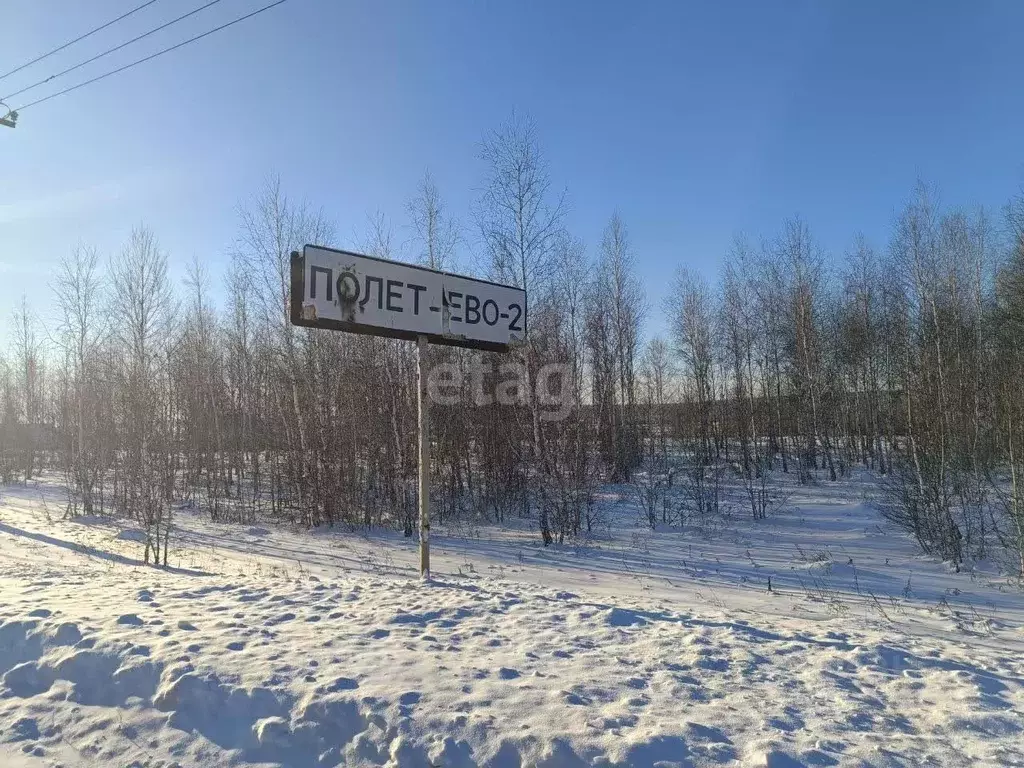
[108,225,178,564]
[53,245,105,514]
[408,169,459,271]
[476,112,566,543]
[664,268,716,466]
[235,175,334,525]
[599,213,645,481]
[722,238,775,517]
[10,296,42,482]
[776,217,832,483]
[0,354,16,482]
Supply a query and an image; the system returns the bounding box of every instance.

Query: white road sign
[291,245,527,351]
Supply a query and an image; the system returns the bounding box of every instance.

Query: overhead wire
[0,0,164,83]
[14,0,293,114]
[3,0,228,103]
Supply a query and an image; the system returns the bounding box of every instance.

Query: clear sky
[2,0,1023,344]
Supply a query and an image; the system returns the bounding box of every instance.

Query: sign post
[417,334,430,579]
[290,245,527,580]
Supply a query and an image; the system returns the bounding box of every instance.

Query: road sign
[289,244,527,581]
[290,245,527,352]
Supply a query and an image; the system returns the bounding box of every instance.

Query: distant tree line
[2,115,1023,575]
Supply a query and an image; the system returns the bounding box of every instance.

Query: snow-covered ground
[1,476,1023,767]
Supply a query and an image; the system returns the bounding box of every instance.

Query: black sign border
[289,245,527,353]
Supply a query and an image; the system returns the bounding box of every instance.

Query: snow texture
[1,477,1023,767]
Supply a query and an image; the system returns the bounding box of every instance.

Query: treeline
[654,193,1024,576]
[1,114,1023,575]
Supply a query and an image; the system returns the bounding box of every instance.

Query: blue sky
[2,0,1023,344]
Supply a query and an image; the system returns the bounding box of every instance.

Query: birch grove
[3,122,1024,576]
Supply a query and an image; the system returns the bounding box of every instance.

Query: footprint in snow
[605,607,647,627]
[498,667,521,680]
[117,614,144,626]
[324,677,359,692]
[694,656,730,672]
[47,622,82,646]
[397,692,421,716]
[10,717,40,741]
[237,591,268,603]
[399,691,421,705]
[685,722,732,744]
[767,716,803,733]
[177,620,198,631]
[226,641,245,651]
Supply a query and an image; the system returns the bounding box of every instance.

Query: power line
[14,0,293,115]
[4,0,228,103]
[0,0,164,83]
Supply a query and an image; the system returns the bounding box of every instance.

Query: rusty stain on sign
[302,304,318,321]
[337,268,360,322]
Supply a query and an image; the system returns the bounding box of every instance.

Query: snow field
[1,557,1023,767]
[1,476,1024,767]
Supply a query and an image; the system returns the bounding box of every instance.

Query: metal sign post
[290,245,526,580]
[417,335,430,579]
